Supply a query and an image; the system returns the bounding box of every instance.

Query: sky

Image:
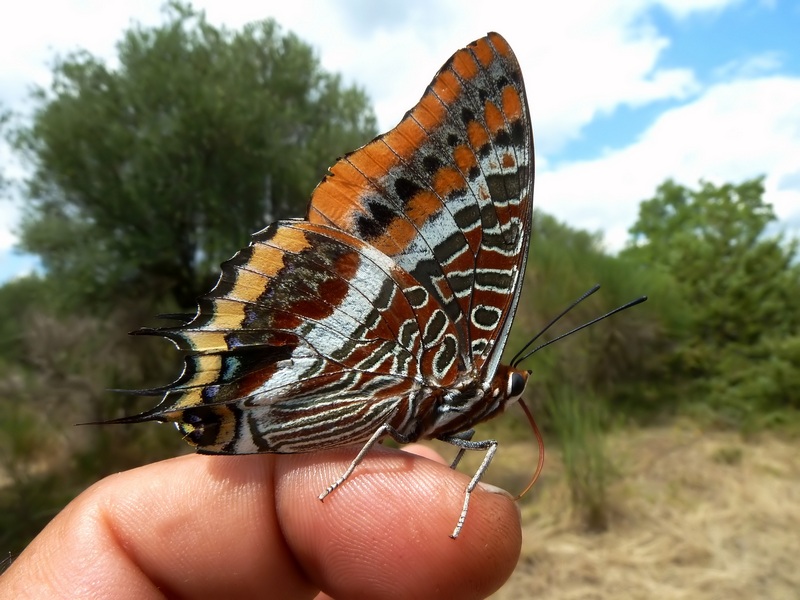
[1,0,799,281]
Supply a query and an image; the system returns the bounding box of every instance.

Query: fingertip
[274,446,521,599]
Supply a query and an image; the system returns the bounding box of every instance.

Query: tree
[508,212,683,421]
[0,106,9,193]
[625,178,800,420]
[12,2,377,309]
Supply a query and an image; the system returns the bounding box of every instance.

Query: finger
[2,453,315,600]
[274,444,521,599]
[2,447,520,600]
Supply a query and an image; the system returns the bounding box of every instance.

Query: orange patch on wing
[309,163,370,226]
[410,92,447,131]
[181,331,229,352]
[452,49,479,81]
[502,86,523,121]
[208,299,247,329]
[433,167,466,198]
[470,37,494,68]
[406,190,443,226]
[232,268,269,303]
[502,153,516,168]
[467,121,489,150]
[380,216,418,253]
[172,389,204,410]
[383,118,427,161]
[488,32,511,58]
[430,70,461,105]
[453,145,478,173]
[270,228,312,254]
[484,101,505,135]
[191,355,224,387]
[348,139,400,180]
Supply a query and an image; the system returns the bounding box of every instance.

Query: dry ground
[480,423,800,599]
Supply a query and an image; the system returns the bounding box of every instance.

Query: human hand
[0,444,521,599]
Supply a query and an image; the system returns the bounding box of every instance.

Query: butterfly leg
[319,422,415,501]
[438,435,498,538]
[448,429,476,470]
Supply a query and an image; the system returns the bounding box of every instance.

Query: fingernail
[477,482,522,519]
[477,482,513,498]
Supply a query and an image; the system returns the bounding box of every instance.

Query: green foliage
[0,307,181,555]
[11,1,377,309]
[0,3,379,555]
[511,212,688,422]
[0,276,51,365]
[624,178,800,424]
[547,390,613,531]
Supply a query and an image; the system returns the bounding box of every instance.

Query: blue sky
[1,0,799,282]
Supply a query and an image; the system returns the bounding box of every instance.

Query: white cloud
[0,0,780,268]
[0,1,165,107]
[538,75,800,250]
[713,52,784,80]
[198,0,721,150]
[0,222,15,251]
[656,0,739,18]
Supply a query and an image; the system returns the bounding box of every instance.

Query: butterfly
[115,32,534,538]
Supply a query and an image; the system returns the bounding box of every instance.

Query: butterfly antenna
[514,398,545,501]
[510,284,601,368]
[513,295,648,367]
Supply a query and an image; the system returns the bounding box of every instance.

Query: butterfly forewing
[308,32,533,381]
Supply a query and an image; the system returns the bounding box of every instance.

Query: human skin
[0,444,521,599]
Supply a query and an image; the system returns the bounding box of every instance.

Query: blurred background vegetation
[1,1,798,558]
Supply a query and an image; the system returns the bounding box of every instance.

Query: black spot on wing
[422,155,443,175]
[356,198,397,239]
[394,177,422,203]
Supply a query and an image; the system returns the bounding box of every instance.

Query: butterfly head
[507,368,530,402]
[490,364,530,408]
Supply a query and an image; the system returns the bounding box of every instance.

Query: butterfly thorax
[404,364,530,441]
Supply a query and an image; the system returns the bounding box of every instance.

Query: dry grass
[488,423,800,599]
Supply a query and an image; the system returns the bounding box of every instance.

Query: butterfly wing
[307,32,534,381]
[121,33,533,454]
[127,220,461,453]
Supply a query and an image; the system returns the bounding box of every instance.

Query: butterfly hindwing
[133,221,462,452]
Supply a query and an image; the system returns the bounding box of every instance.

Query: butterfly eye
[507,371,527,400]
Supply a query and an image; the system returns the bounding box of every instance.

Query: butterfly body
[121,32,534,536]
